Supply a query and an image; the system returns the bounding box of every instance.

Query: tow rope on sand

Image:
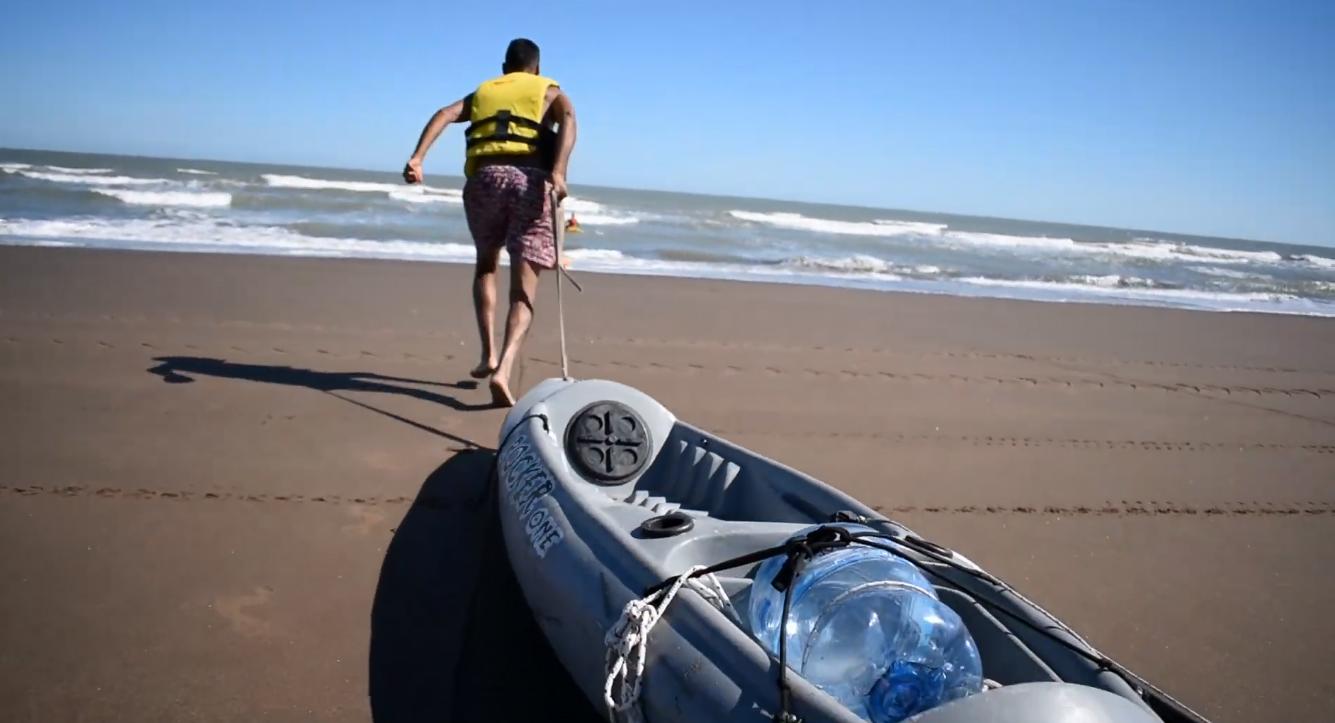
[551,187,582,380]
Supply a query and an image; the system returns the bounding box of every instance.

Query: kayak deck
[497,378,1205,722]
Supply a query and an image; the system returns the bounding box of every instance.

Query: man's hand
[550,172,569,202]
[403,157,423,185]
[403,97,470,185]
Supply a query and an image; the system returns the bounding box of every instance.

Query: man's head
[503,38,540,74]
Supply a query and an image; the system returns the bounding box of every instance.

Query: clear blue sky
[2,1,1332,245]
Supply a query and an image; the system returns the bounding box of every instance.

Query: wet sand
[0,246,1332,721]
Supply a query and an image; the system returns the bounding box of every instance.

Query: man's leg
[470,246,502,378]
[489,257,542,407]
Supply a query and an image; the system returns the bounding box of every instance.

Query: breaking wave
[781,254,900,274]
[728,208,1319,269]
[11,170,171,186]
[563,197,604,213]
[6,152,1333,317]
[575,213,638,226]
[387,187,464,205]
[263,173,467,207]
[43,166,113,174]
[261,174,405,194]
[0,215,476,261]
[730,210,946,238]
[1291,253,1335,270]
[955,275,1300,306]
[92,189,232,208]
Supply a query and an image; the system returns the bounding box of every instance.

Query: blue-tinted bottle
[747,525,983,722]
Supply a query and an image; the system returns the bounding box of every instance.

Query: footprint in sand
[213,585,275,637]
[342,504,386,536]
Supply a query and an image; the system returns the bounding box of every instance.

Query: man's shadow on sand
[370,451,599,722]
[146,356,497,449]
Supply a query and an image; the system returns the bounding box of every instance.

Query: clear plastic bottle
[747,525,983,722]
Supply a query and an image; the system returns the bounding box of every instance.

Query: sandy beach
[1,245,1332,722]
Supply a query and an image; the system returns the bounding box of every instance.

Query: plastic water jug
[747,525,983,722]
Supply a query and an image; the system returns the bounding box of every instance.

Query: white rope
[550,188,570,380]
[603,566,740,721]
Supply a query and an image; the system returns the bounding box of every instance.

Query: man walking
[403,38,576,406]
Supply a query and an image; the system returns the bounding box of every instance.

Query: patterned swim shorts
[462,165,556,269]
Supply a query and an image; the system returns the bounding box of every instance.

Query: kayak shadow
[369,450,599,723]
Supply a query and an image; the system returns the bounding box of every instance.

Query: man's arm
[546,88,577,200]
[403,96,471,184]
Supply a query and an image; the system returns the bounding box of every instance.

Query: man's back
[464,72,561,177]
[400,37,577,406]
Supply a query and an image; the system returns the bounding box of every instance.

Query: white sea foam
[728,208,1301,268]
[1291,253,1335,270]
[924,229,1289,266]
[575,213,638,226]
[945,230,1083,252]
[264,174,468,208]
[43,166,113,174]
[1066,274,1163,289]
[776,256,945,278]
[1106,239,1283,264]
[1191,266,1268,280]
[731,210,951,238]
[16,171,170,186]
[1180,243,1282,263]
[93,188,232,208]
[387,187,464,204]
[1,164,113,175]
[260,175,634,220]
[563,197,604,213]
[956,275,1293,305]
[4,214,1328,316]
[565,248,626,261]
[0,216,477,261]
[261,173,403,194]
[554,255,1327,314]
[730,210,943,238]
[874,219,948,234]
[735,210,1100,253]
[7,153,1330,317]
[782,254,899,274]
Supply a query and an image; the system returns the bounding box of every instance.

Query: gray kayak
[496,378,1209,723]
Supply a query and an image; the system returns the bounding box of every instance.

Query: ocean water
[3,148,1334,316]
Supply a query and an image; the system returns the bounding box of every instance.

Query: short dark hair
[504,38,540,72]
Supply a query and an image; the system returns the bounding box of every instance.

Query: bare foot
[489,375,516,407]
[469,361,496,379]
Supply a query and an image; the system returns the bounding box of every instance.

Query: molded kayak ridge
[495,378,1208,723]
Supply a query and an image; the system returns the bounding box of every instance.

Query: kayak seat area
[626,428,747,519]
[627,422,861,523]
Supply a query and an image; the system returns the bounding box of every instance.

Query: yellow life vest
[464,72,559,176]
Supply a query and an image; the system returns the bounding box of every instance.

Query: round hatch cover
[566,401,650,483]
